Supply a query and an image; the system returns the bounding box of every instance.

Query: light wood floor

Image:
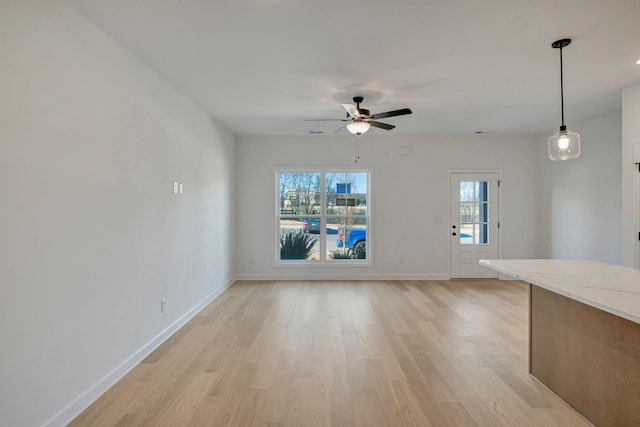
[71,280,591,426]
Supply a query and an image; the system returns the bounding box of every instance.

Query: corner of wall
[622,83,640,267]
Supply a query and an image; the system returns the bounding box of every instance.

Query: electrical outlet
[160,298,167,313]
[173,182,178,194]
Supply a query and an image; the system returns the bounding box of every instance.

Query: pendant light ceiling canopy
[548,38,580,161]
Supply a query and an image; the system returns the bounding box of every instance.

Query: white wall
[538,110,622,263]
[0,1,235,426]
[622,83,640,267]
[236,135,539,280]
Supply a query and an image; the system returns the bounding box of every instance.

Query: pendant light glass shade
[548,125,580,160]
[346,121,370,135]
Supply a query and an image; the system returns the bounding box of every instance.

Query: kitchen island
[480,259,640,427]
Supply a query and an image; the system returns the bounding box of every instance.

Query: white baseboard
[235,273,450,281]
[44,277,236,427]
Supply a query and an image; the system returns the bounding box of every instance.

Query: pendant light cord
[559,45,565,127]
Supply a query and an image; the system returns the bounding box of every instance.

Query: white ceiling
[66,0,640,137]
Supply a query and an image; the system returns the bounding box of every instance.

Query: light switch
[179,183,183,194]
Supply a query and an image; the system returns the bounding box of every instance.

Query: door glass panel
[459,181,490,245]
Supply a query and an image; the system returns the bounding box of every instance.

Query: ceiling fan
[307,96,412,135]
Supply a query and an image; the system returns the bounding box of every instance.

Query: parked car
[302,217,320,233]
[336,228,366,259]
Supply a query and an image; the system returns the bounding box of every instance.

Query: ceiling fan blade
[369,108,412,120]
[342,103,360,118]
[369,121,395,130]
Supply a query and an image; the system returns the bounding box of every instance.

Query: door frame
[634,142,640,268]
[449,169,503,278]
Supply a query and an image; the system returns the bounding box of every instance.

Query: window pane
[479,181,489,202]
[478,223,489,244]
[460,202,479,224]
[331,217,367,260]
[279,219,319,260]
[326,172,367,216]
[460,224,474,244]
[479,202,489,222]
[460,181,477,202]
[279,172,321,216]
[459,180,490,245]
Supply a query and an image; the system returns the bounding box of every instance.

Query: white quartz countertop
[479,259,640,325]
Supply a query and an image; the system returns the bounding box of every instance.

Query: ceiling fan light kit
[548,38,580,161]
[346,120,371,135]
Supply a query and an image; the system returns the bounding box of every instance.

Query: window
[277,169,370,263]
[459,180,489,244]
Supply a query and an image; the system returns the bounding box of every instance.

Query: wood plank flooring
[70,280,591,426]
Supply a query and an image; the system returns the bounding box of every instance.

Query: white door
[450,172,500,278]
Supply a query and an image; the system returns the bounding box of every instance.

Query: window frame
[275,168,372,265]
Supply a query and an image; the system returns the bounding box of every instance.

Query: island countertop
[479,259,640,325]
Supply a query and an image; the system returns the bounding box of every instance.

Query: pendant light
[548,38,580,160]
